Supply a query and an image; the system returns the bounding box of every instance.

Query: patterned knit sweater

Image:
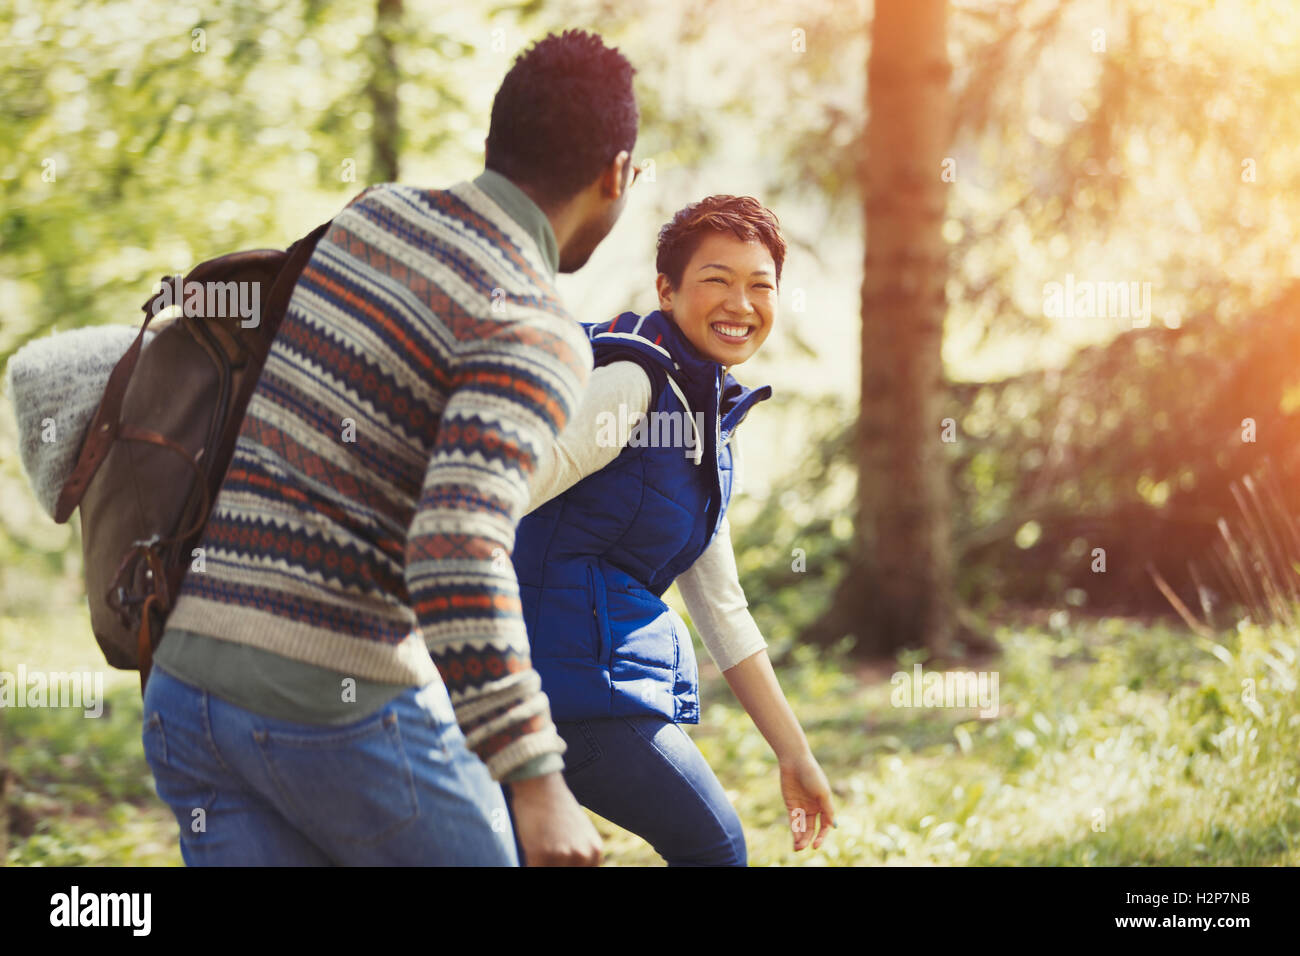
[166,176,592,780]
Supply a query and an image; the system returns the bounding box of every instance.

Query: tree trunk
[810,0,958,657]
[367,0,402,184]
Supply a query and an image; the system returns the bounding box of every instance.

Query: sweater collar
[472,169,560,279]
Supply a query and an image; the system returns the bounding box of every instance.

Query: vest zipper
[586,562,602,662]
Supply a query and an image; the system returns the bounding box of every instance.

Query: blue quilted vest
[513,310,772,723]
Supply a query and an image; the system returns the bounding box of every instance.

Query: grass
[2,608,181,865]
[680,613,1300,867]
[3,606,1298,866]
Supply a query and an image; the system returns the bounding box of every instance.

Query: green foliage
[662,613,1298,867]
[4,682,181,866]
[1,608,179,864]
[0,0,545,363]
[729,291,1300,622]
[4,605,1298,866]
[725,393,856,658]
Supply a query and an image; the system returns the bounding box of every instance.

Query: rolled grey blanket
[4,325,156,520]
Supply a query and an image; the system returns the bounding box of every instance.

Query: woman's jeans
[141,663,516,865]
[506,715,748,866]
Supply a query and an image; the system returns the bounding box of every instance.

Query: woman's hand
[714,650,836,852]
[778,751,835,851]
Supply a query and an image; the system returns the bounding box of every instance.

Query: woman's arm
[675,517,767,668]
[678,538,836,851]
[718,649,810,762]
[675,437,836,850]
[721,652,835,851]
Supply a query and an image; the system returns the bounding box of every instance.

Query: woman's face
[655,232,777,367]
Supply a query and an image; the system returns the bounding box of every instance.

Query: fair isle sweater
[163,171,592,781]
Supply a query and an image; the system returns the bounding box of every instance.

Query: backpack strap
[52,221,331,524]
[52,305,162,522]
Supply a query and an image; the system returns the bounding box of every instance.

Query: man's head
[654,195,786,367]
[486,30,639,272]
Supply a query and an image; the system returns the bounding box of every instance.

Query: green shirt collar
[473,169,560,279]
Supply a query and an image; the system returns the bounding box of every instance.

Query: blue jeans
[141,663,517,865]
[505,715,747,866]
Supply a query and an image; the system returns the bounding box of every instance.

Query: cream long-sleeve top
[527,361,768,672]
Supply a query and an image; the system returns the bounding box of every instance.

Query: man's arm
[526,360,652,512]
[489,361,649,785]
[404,314,590,781]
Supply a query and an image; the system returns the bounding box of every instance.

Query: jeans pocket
[143,711,168,766]
[142,710,217,840]
[253,708,422,846]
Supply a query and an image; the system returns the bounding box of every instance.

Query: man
[141,29,639,866]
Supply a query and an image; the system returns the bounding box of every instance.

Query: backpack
[52,220,332,691]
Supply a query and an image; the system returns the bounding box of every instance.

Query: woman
[509,195,835,865]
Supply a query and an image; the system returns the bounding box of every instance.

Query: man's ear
[600,150,631,200]
[655,273,675,313]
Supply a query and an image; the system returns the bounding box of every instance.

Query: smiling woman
[653,195,786,370]
[505,194,835,866]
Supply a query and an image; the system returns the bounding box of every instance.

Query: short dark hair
[656,195,786,289]
[485,30,638,204]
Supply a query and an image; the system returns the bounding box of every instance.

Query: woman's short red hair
[655,195,786,289]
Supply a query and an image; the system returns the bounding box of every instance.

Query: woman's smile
[711,321,755,343]
[656,231,778,365]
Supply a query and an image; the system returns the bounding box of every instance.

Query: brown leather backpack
[53,221,332,691]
